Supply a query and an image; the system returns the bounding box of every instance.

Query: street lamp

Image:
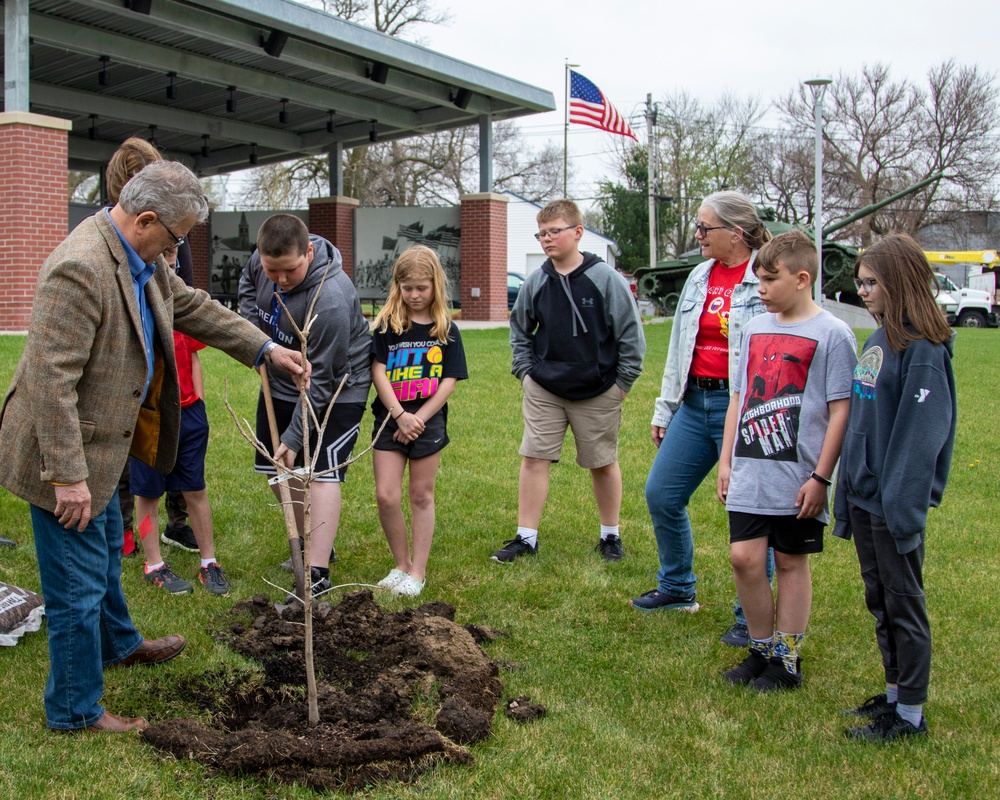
[805,77,832,305]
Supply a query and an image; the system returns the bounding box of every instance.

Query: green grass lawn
[0,324,998,799]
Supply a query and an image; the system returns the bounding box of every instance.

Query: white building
[504,192,619,277]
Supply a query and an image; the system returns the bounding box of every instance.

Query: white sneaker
[376,568,409,589]
[391,575,425,597]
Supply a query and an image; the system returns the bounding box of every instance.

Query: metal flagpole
[564,60,578,199]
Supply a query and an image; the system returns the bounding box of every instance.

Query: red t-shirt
[173,331,206,408]
[688,260,749,379]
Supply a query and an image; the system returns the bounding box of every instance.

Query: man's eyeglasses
[853,277,878,293]
[534,225,578,241]
[158,218,186,248]
[693,222,731,236]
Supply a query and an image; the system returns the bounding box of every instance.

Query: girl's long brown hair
[106,137,163,204]
[373,245,452,342]
[856,232,953,351]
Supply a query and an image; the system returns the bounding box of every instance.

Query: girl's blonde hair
[373,245,452,342]
[856,232,953,351]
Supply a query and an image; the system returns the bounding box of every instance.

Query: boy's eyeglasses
[853,277,878,293]
[158,218,186,247]
[534,226,577,241]
[693,223,731,236]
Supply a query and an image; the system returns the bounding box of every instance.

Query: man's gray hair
[118,161,209,226]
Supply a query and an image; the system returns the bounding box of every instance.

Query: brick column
[459,192,509,321]
[308,195,359,279]
[187,220,211,292]
[0,112,72,332]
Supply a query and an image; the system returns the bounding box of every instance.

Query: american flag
[569,70,637,141]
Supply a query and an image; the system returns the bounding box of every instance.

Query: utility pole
[646,94,657,269]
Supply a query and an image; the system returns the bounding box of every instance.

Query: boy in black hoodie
[239,215,372,597]
[493,200,645,563]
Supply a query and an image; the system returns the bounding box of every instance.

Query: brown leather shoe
[116,634,186,667]
[52,711,149,733]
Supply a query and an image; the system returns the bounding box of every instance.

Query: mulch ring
[141,589,544,793]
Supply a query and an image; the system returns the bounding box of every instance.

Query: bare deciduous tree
[771,61,1000,245]
[303,0,449,41]
[239,121,565,209]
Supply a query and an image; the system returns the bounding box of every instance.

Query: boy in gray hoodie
[239,214,371,596]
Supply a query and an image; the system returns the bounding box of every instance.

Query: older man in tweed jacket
[0,161,307,733]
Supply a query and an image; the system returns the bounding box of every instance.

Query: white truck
[933,272,998,328]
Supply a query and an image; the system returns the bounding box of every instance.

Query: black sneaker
[845,711,928,743]
[720,622,750,648]
[161,523,199,553]
[285,567,332,603]
[841,693,895,719]
[629,589,700,613]
[491,535,538,563]
[595,535,625,561]
[723,649,770,685]
[752,656,802,692]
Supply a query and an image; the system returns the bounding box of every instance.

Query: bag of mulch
[0,581,45,646]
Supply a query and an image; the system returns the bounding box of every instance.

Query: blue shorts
[130,398,209,497]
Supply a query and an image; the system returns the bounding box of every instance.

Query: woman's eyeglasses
[853,277,878,293]
[693,222,731,236]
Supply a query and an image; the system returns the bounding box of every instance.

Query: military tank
[634,173,944,316]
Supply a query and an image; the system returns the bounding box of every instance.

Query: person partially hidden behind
[0,161,308,733]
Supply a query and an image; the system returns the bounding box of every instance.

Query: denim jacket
[651,254,764,429]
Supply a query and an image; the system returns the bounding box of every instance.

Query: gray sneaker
[144,563,193,594]
[198,562,231,597]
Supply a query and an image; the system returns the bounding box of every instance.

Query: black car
[508,271,526,310]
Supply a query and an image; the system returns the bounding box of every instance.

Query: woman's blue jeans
[645,386,773,620]
[30,488,143,730]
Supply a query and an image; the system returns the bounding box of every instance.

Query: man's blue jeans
[645,386,773,621]
[31,488,143,730]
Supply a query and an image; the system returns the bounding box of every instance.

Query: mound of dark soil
[141,590,534,793]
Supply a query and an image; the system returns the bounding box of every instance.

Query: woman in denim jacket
[631,192,772,646]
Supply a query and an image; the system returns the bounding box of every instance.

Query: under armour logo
[580,297,595,307]
[915,388,930,403]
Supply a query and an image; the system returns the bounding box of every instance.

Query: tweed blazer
[0,211,270,514]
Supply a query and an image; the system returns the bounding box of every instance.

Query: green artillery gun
[634,173,944,316]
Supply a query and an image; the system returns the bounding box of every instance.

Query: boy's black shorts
[255,395,364,483]
[372,408,448,460]
[728,511,824,555]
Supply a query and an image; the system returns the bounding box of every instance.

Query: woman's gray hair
[701,190,771,250]
[117,161,209,226]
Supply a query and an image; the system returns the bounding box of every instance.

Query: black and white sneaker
[161,523,199,553]
[491,535,538,563]
[595,535,625,561]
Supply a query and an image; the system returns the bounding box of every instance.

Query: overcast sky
[421,0,1000,204]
